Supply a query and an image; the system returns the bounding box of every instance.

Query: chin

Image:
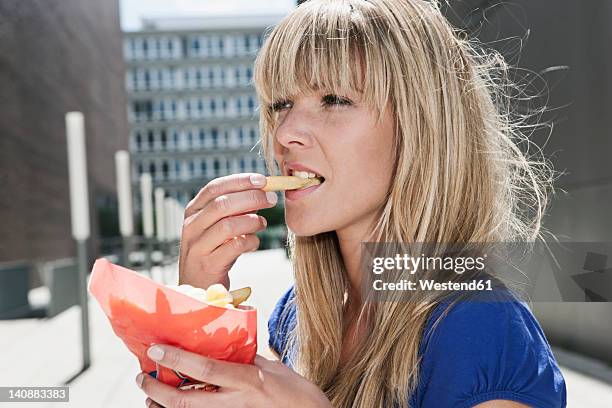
[285,210,330,237]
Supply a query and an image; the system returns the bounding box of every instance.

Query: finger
[254,355,275,368]
[183,212,266,251]
[183,189,276,242]
[146,345,261,389]
[206,234,261,266]
[254,354,284,371]
[185,173,267,218]
[190,228,261,265]
[145,397,164,408]
[138,372,222,408]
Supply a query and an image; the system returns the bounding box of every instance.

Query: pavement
[0,248,611,407]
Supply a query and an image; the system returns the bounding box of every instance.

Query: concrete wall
[444,0,612,363]
[0,0,129,262]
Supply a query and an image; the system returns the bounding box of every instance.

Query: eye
[322,94,353,107]
[270,99,292,112]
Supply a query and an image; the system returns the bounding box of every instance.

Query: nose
[274,105,315,150]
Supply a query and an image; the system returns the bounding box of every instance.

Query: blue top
[268,286,567,407]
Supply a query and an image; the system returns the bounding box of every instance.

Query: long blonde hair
[253,0,554,407]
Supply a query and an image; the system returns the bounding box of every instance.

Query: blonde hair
[253,0,554,407]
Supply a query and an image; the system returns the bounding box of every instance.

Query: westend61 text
[373,279,493,291]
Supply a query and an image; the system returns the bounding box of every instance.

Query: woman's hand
[135,345,332,408]
[178,173,276,290]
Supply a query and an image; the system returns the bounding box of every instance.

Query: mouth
[283,167,326,202]
[287,169,326,188]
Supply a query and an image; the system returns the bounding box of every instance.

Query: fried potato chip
[262,176,322,192]
[229,286,252,307]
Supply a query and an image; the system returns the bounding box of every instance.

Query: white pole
[175,200,184,239]
[114,150,133,237]
[140,173,154,273]
[154,188,166,241]
[64,111,91,374]
[164,197,174,242]
[66,112,90,241]
[140,173,154,238]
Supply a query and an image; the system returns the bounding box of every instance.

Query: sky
[120,0,296,31]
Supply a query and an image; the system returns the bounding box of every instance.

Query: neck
[336,214,378,307]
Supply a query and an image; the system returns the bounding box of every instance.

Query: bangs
[254,0,391,119]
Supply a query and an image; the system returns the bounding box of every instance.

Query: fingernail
[260,216,267,227]
[145,398,152,408]
[147,345,164,361]
[136,373,144,388]
[250,174,266,186]
[266,191,278,205]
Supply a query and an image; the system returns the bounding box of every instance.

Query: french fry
[229,287,252,307]
[167,284,251,308]
[262,176,322,192]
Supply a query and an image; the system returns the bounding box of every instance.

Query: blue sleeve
[416,298,567,408]
[267,285,296,359]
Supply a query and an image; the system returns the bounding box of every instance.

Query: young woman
[136,0,567,407]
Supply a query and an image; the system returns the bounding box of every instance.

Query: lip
[282,161,326,202]
[284,183,323,201]
[283,161,324,178]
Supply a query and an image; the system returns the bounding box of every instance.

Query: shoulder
[267,285,297,361]
[415,292,567,408]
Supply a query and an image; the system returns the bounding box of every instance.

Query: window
[210,99,216,115]
[160,130,167,149]
[149,162,156,178]
[195,69,202,88]
[250,128,256,144]
[235,67,241,86]
[213,158,220,176]
[189,160,195,177]
[155,39,162,58]
[171,130,179,150]
[162,161,169,180]
[147,130,154,150]
[199,129,205,146]
[184,69,190,88]
[185,100,192,118]
[240,157,246,172]
[187,130,193,149]
[238,127,244,145]
[135,131,142,150]
[248,95,255,113]
[200,160,207,175]
[175,161,182,179]
[212,128,218,148]
[246,67,252,83]
[192,38,200,54]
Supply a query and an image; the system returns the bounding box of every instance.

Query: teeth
[290,170,320,179]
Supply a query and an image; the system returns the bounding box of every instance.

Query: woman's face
[273,89,396,237]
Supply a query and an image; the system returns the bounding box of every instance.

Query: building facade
[0,0,129,263]
[123,16,284,209]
